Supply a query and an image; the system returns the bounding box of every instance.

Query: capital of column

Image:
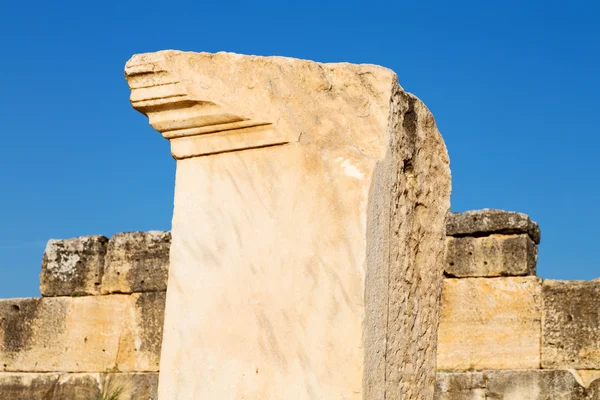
[124,50,290,159]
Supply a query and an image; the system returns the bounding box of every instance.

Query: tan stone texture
[542,279,600,369]
[40,235,108,296]
[101,231,170,294]
[591,378,600,400]
[0,373,158,400]
[434,372,486,399]
[126,51,451,399]
[0,373,100,400]
[445,234,537,277]
[437,277,542,370]
[0,293,165,372]
[102,373,159,400]
[576,370,600,389]
[435,370,594,400]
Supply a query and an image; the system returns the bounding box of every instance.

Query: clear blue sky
[1,0,598,298]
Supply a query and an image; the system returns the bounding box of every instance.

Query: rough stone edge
[367,80,450,399]
[446,209,541,244]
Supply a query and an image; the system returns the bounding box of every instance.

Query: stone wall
[0,232,169,400]
[2,210,599,399]
[436,209,600,399]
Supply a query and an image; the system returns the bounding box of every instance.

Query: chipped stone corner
[40,235,109,297]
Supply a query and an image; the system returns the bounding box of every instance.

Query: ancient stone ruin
[4,210,600,399]
[436,210,600,399]
[125,50,451,400]
[0,51,598,399]
[1,231,169,399]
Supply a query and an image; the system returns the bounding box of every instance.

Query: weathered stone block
[446,209,541,244]
[40,235,108,296]
[445,234,537,277]
[485,370,588,399]
[434,372,486,400]
[126,51,451,399]
[437,277,542,370]
[542,279,600,369]
[101,231,170,294]
[103,372,159,400]
[0,373,99,400]
[0,292,165,372]
[435,370,591,400]
[0,373,158,400]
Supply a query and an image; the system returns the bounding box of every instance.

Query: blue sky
[0,0,598,298]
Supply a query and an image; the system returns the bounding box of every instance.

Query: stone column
[125,50,451,400]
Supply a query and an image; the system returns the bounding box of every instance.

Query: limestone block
[101,231,170,294]
[437,277,542,370]
[40,235,108,296]
[0,373,100,400]
[104,372,159,400]
[542,279,600,369]
[0,292,165,372]
[0,373,158,400]
[434,372,486,400]
[446,209,541,244]
[126,51,451,399]
[435,370,591,400]
[445,234,537,277]
[485,370,588,399]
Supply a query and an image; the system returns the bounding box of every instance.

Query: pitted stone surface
[40,235,108,296]
[542,279,600,369]
[434,372,486,399]
[435,370,594,399]
[101,373,159,400]
[445,234,537,277]
[0,373,158,400]
[437,277,542,370]
[446,209,541,244]
[101,231,170,294]
[0,293,164,372]
[0,373,100,400]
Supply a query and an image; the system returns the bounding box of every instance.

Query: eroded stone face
[101,231,170,294]
[0,373,100,400]
[445,234,537,277]
[446,209,541,244]
[437,277,542,370]
[40,235,108,296]
[126,51,451,399]
[435,370,592,400]
[101,373,159,400]
[542,279,600,369]
[434,372,486,400]
[0,293,164,372]
[0,373,158,400]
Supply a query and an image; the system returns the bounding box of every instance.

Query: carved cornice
[125,52,288,159]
